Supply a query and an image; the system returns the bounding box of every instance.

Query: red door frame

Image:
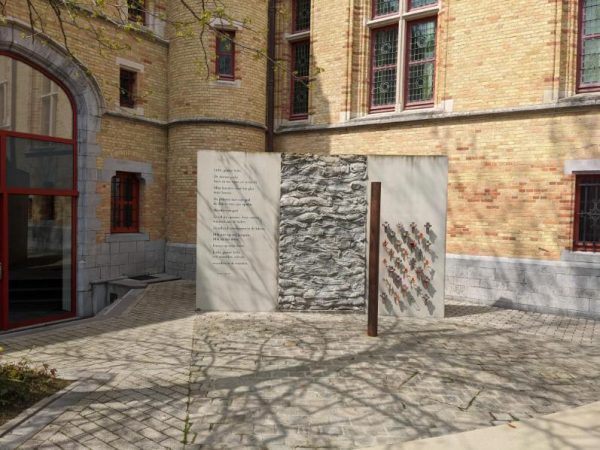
[0,51,78,330]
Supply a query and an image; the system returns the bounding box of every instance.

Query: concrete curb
[0,373,112,449]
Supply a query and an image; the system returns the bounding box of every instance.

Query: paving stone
[0,281,598,449]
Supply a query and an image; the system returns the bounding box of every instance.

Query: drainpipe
[265,0,276,153]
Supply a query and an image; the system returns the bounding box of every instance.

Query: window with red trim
[405,18,437,108]
[290,40,310,119]
[407,0,437,11]
[293,0,311,32]
[216,31,235,80]
[574,174,600,252]
[578,0,600,92]
[370,26,398,111]
[119,68,136,108]
[127,0,146,24]
[373,0,399,18]
[111,172,140,233]
[368,2,437,113]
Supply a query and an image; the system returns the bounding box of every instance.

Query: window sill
[557,92,600,107]
[285,30,310,42]
[561,250,600,264]
[362,106,440,121]
[116,105,145,117]
[209,79,241,89]
[366,14,401,28]
[106,232,149,243]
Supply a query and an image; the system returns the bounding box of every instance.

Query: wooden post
[368,182,381,337]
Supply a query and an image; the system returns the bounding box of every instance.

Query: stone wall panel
[278,154,367,310]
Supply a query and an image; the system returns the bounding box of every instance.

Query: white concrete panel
[368,156,448,319]
[197,150,281,311]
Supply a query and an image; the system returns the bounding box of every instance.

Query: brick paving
[0,281,599,449]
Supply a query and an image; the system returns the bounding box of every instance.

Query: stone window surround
[116,57,145,115]
[563,159,600,262]
[101,158,154,240]
[209,19,244,88]
[365,1,440,115]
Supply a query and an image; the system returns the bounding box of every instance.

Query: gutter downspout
[266,0,276,152]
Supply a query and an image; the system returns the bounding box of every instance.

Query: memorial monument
[197,150,448,319]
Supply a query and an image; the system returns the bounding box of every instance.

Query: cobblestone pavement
[1,281,196,449]
[1,281,599,449]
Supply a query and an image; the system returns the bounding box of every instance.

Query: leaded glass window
[574,175,600,251]
[291,40,310,118]
[216,32,235,80]
[406,19,436,106]
[371,27,398,110]
[373,0,399,18]
[408,0,437,11]
[293,0,311,32]
[580,0,600,89]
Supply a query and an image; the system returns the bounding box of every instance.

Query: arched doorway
[0,52,77,329]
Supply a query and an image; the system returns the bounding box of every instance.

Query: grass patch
[0,358,70,427]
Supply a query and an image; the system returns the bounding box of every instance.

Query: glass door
[0,52,77,330]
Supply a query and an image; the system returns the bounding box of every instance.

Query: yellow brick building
[0,0,598,329]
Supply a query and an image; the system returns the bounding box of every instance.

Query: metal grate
[111,172,140,233]
[291,40,310,118]
[575,175,600,251]
[294,0,311,32]
[406,19,436,105]
[371,27,398,109]
[373,0,399,17]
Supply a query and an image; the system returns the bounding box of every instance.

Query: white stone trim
[209,79,242,89]
[561,249,600,264]
[366,14,400,28]
[564,159,600,174]
[116,57,145,73]
[285,30,311,42]
[209,18,244,31]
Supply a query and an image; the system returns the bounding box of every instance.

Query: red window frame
[289,39,310,120]
[111,172,140,234]
[369,25,398,113]
[407,0,438,12]
[404,17,437,109]
[371,0,400,19]
[292,0,311,33]
[119,68,136,108]
[216,31,236,81]
[0,51,78,330]
[577,0,600,92]
[573,174,600,252]
[127,0,146,24]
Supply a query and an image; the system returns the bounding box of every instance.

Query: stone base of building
[166,245,600,318]
[77,237,166,317]
[166,243,196,280]
[446,254,600,319]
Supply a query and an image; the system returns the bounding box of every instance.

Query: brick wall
[275,110,600,260]
[274,0,581,123]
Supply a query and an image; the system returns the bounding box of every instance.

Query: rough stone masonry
[278,154,368,310]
